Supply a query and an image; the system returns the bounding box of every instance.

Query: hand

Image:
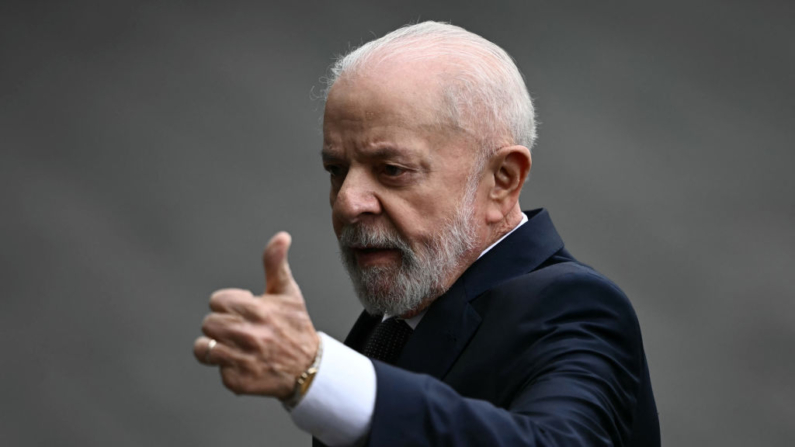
[193,232,319,400]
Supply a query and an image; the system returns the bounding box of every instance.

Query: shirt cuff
[289,332,376,446]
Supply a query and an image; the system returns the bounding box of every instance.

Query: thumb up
[263,231,301,298]
[194,231,319,400]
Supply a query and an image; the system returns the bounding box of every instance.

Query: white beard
[338,182,479,316]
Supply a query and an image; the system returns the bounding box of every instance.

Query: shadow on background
[2,0,793,446]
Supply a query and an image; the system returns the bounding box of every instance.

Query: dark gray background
[2,1,793,446]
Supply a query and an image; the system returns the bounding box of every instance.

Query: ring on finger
[205,339,217,363]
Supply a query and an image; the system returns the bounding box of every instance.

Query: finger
[201,313,254,349]
[201,312,268,351]
[263,231,300,297]
[193,336,239,366]
[209,289,260,319]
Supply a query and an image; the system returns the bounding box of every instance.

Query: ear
[484,145,532,224]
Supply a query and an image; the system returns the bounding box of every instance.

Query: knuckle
[209,293,224,310]
[257,327,275,344]
[253,304,272,323]
[210,289,230,302]
[212,287,246,298]
[201,315,215,334]
[210,288,252,308]
[234,328,259,349]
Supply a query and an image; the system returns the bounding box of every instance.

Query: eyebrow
[321,149,342,164]
[320,146,414,161]
[365,146,409,162]
[321,145,414,163]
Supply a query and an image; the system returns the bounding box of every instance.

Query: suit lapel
[462,208,564,300]
[396,280,482,379]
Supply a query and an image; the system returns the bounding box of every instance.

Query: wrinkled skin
[193,232,319,399]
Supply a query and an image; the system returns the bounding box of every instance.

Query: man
[194,21,660,446]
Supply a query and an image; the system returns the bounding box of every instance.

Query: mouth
[351,246,402,267]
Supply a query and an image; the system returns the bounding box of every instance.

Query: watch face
[300,367,318,393]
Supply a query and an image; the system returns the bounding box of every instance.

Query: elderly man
[194,21,660,446]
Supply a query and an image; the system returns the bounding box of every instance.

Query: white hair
[323,21,537,161]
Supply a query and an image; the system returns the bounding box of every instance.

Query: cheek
[402,193,469,239]
[383,202,434,244]
[410,190,460,221]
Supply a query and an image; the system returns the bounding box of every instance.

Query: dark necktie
[362,317,414,365]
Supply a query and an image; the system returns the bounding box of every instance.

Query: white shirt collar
[386,213,530,329]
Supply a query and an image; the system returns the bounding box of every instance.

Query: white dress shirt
[289,214,528,446]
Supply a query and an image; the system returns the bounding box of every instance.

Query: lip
[353,247,401,267]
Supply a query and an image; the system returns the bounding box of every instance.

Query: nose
[332,168,382,225]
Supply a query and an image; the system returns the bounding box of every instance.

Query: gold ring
[205,339,217,363]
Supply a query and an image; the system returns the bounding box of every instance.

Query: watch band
[282,334,324,410]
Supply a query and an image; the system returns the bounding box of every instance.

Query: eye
[324,164,344,178]
[324,164,348,190]
[382,164,406,177]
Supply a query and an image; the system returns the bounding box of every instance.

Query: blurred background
[2,0,793,445]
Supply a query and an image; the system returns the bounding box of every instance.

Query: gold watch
[283,335,324,410]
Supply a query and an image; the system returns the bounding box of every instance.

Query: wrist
[282,332,324,410]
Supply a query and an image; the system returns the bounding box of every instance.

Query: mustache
[338,224,412,252]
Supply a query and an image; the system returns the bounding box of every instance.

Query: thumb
[263,231,300,297]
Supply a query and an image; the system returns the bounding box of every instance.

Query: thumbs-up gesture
[193,232,319,399]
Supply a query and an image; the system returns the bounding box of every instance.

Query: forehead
[321,57,478,166]
[323,59,451,134]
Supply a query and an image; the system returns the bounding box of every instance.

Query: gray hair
[323,21,537,161]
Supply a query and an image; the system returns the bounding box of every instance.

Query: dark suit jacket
[317,209,660,446]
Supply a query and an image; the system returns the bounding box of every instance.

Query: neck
[399,206,524,319]
[488,207,524,247]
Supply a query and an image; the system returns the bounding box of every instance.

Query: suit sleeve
[366,273,645,446]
